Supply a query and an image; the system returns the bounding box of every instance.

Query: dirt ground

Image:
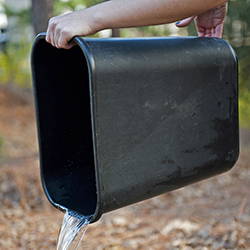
[0,86,250,250]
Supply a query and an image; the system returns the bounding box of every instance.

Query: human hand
[175,3,227,38]
[45,0,228,49]
[46,9,98,49]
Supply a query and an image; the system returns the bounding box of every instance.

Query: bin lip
[31,33,103,223]
[73,36,103,223]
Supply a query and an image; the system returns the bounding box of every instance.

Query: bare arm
[176,3,227,38]
[46,0,228,49]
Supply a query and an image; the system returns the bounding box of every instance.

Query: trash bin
[31,33,239,223]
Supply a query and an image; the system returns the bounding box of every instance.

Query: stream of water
[56,210,92,250]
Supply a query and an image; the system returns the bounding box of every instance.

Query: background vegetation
[0,2,249,248]
[0,0,249,126]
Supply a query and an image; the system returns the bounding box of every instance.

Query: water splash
[56,210,92,250]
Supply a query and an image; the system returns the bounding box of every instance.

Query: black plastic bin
[31,33,239,223]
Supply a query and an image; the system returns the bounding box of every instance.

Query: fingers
[177,3,227,39]
[213,23,223,38]
[197,27,223,38]
[198,27,213,37]
[196,28,206,37]
[46,17,60,48]
[59,36,76,50]
[197,28,214,37]
[205,30,213,37]
[175,16,195,27]
[45,18,54,45]
[195,19,223,38]
[46,16,76,49]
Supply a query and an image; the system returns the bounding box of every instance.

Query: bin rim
[31,33,103,223]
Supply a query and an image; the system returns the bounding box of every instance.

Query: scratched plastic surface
[31,34,239,223]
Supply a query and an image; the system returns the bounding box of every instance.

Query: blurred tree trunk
[111,28,120,37]
[31,0,54,35]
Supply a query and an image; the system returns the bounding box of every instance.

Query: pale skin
[176,3,228,38]
[46,0,228,49]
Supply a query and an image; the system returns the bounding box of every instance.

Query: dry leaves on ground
[0,86,250,249]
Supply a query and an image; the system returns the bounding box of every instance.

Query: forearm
[89,0,228,32]
[46,0,229,48]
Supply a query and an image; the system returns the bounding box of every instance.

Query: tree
[31,0,54,35]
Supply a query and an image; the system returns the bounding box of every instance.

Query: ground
[0,86,250,250]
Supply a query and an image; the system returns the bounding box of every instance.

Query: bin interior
[33,39,97,216]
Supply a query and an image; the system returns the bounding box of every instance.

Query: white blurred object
[0,4,7,29]
[5,0,31,12]
[99,29,112,38]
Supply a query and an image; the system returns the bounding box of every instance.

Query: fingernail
[175,21,181,25]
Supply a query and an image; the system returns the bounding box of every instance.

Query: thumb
[175,16,195,27]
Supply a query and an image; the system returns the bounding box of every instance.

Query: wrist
[85,2,110,35]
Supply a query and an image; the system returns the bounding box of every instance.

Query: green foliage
[53,0,102,15]
[4,5,32,26]
[0,41,32,87]
[224,0,250,128]
[238,49,250,127]
[121,25,171,38]
[0,3,32,87]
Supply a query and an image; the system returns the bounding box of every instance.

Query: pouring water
[57,210,92,250]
